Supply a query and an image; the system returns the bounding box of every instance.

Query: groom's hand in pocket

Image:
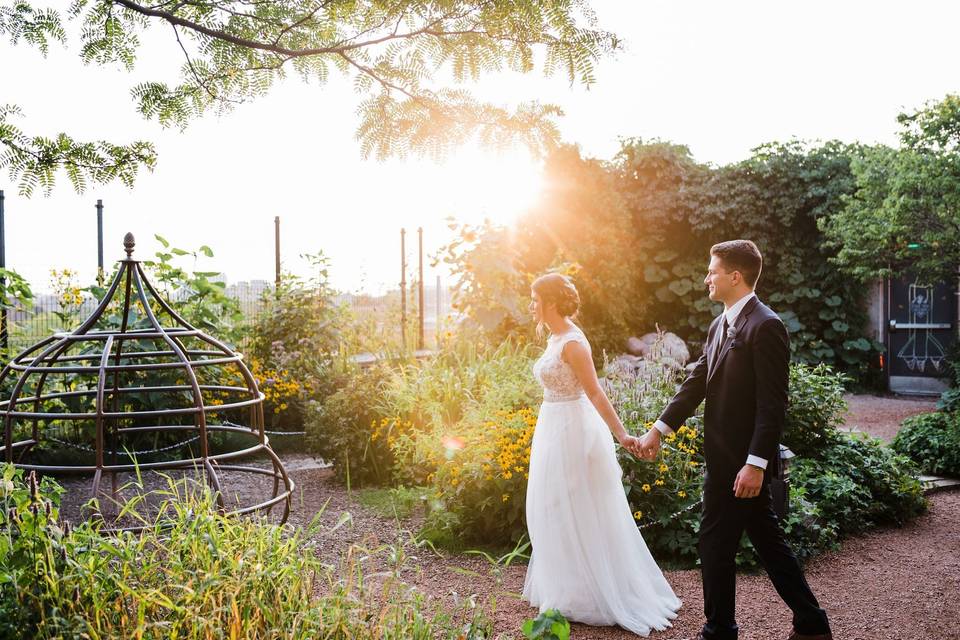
[733,464,764,498]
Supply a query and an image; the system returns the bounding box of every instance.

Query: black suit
[659,296,830,640]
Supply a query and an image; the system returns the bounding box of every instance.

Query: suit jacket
[658,296,790,485]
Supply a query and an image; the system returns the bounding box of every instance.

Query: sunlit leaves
[2,0,620,194]
[0,104,157,196]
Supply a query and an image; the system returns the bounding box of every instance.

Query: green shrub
[304,364,396,487]
[384,341,541,487]
[418,406,536,548]
[782,363,848,458]
[0,464,493,640]
[893,411,960,477]
[936,342,960,413]
[249,252,347,430]
[791,432,927,536]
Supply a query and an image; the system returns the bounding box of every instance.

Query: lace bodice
[533,328,591,402]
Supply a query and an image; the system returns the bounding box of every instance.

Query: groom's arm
[656,348,709,433]
[748,317,790,465]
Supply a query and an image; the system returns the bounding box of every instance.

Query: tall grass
[0,464,492,640]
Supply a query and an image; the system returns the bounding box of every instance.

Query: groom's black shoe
[786,632,832,640]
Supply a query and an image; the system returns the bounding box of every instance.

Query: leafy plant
[305,363,399,487]
[522,609,571,640]
[782,363,848,458]
[0,463,495,639]
[791,432,927,535]
[249,252,347,430]
[893,411,960,477]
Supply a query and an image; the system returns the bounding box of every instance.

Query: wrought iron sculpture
[0,233,293,530]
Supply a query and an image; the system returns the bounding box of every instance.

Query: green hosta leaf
[644,264,668,283]
[668,279,694,296]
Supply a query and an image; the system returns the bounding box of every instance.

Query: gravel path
[841,393,937,442]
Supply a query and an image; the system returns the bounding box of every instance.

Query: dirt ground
[840,393,938,442]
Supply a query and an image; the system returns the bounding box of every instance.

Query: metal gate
[887,275,958,395]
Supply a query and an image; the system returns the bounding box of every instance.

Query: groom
[639,240,832,640]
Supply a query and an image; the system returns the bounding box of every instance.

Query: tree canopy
[820,95,960,283]
[0,0,618,195]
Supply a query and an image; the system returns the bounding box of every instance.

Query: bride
[522,273,682,636]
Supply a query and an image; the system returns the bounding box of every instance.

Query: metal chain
[46,435,200,456]
[638,497,704,530]
[221,421,305,436]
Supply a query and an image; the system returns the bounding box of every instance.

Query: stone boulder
[626,332,691,365]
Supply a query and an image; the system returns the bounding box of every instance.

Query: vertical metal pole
[436,274,442,350]
[400,229,407,352]
[417,227,424,351]
[0,190,6,357]
[274,216,281,296]
[96,199,104,282]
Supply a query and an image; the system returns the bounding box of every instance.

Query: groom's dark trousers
[658,296,830,640]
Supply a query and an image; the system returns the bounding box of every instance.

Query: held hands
[617,433,645,458]
[637,428,661,461]
[733,464,764,498]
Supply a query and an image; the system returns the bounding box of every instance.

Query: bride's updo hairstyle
[532,273,580,337]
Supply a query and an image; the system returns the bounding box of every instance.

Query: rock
[606,354,643,377]
[625,335,656,357]
[628,332,691,365]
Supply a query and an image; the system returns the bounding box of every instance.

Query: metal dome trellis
[0,233,293,530]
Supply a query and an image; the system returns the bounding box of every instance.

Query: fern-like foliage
[0,105,157,196]
[2,0,620,194]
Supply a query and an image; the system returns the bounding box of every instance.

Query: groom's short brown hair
[710,240,763,288]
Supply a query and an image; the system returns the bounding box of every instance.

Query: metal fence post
[274,216,281,297]
[417,227,424,351]
[96,199,104,283]
[0,189,6,357]
[400,228,407,352]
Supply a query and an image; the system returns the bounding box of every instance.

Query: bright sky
[2,0,958,294]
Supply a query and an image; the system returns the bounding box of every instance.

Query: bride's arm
[563,341,642,455]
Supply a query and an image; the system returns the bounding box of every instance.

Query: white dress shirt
[653,291,769,470]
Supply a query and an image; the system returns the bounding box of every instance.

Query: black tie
[714,316,729,363]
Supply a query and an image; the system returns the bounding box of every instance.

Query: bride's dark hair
[531,273,580,338]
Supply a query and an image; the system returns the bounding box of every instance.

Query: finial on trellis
[123,232,135,258]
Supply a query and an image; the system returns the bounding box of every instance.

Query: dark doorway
[887,275,957,394]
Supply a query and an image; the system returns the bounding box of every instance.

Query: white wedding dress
[523,327,682,636]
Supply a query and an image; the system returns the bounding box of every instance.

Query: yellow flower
[633,510,643,520]
[641,484,651,493]
[655,479,665,486]
[678,490,687,498]
[689,461,699,467]
[502,494,510,502]
[658,463,668,473]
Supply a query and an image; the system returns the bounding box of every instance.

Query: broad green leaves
[821,95,960,283]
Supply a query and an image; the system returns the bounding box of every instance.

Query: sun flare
[433,146,545,227]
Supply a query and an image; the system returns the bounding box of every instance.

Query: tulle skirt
[522,395,682,636]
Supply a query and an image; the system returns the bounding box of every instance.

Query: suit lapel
[707,296,759,384]
[706,315,723,374]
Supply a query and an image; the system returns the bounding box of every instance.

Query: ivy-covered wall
[442,140,883,382]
